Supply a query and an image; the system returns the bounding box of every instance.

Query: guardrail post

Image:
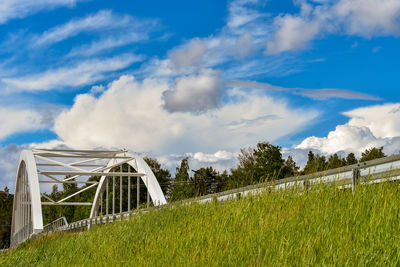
[303,179,310,191]
[352,168,360,192]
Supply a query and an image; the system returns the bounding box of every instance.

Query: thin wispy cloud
[67,33,147,57]
[32,10,132,47]
[298,89,382,101]
[2,54,143,91]
[227,80,381,101]
[0,0,83,24]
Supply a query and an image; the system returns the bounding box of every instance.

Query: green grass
[2,182,400,266]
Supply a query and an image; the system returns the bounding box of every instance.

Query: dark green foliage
[283,156,299,177]
[303,151,327,174]
[327,153,345,169]
[345,152,358,165]
[360,147,386,162]
[170,157,194,201]
[253,142,285,180]
[0,187,13,248]
[227,142,287,189]
[193,166,226,197]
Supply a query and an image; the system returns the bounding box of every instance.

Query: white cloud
[230,33,255,59]
[333,0,400,37]
[266,0,400,54]
[0,107,46,140]
[344,103,400,138]
[2,54,142,91]
[298,89,381,101]
[89,85,105,95]
[33,10,132,47]
[163,69,222,113]
[192,150,235,163]
[296,103,400,157]
[169,38,208,70]
[266,14,320,54]
[226,0,269,36]
[227,80,380,101]
[67,33,147,58]
[0,0,81,24]
[53,74,317,155]
[0,144,26,192]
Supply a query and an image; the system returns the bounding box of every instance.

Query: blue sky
[1,0,400,189]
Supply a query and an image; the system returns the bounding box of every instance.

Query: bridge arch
[90,151,167,218]
[10,150,43,247]
[10,149,167,247]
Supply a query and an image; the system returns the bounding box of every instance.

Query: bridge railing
[43,217,69,233]
[59,154,400,232]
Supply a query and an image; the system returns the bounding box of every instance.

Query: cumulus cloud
[344,103,400,138]
[266,0,400,54]
[33,10,132,47]
[89,85,105,95]
[2,54,142,91]
[295,103,400,157]
[0,0,81,24]
[191,150,235,163]
[53,74,317,155]
[266,14,320,54]
[168,38,208,70]
[163,69,223,113]
[334,0,400,37]
[0,107,47,140]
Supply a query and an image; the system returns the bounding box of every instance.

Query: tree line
[0,143,387,248]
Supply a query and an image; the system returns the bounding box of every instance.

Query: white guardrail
[45,154,400,233]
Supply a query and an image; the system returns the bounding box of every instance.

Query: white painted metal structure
[11,149,400,247]
[10,149,167,247]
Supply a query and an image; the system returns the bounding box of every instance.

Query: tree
[345,152,358,165]
[327,153,345,169]
[170,157,195,201]
[253,142,286,180]
[192,166,227,196]
[303,151,327,174]
[0,188,13,248]
[360,147,385,162]
[227,142,287,189]
[283,156,299,177]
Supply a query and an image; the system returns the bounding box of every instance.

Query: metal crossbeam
[57,183,99,203]
[39,171,145,176]
[36,163,106,167]
[39,180,98,184]
[33,149,123,153]
[42,202,93,206]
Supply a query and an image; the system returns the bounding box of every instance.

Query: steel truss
[10,149,167,247]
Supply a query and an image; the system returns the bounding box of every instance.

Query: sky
[1,0,400,191]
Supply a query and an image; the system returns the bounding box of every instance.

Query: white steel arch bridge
[10,149,167,247]
[10,148,400,248]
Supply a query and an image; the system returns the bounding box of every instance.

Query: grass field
[2,182,400,266]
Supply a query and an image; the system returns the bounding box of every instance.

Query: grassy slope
[2,183,400,266]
